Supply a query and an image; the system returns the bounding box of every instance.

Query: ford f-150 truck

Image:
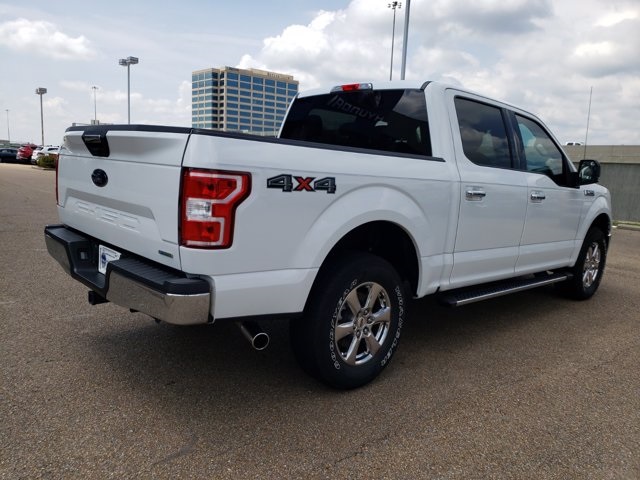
[45,81,611,389]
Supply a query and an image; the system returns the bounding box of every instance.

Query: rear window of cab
[280,89,432,157]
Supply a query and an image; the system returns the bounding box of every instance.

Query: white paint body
[56,82,611,320]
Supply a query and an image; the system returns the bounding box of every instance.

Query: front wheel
[290,252,407,389]
[561,227,607,300]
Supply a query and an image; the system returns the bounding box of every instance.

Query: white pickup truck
[45,81,611,389]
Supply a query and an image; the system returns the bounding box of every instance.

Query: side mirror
[578,159,601,185]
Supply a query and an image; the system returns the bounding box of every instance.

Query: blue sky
[1,0,638,146]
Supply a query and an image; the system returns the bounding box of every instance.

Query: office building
[191,66,299,136]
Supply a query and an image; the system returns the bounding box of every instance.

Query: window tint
[455,97,512,168]
[516,115,565,181]
[280,89,431,156]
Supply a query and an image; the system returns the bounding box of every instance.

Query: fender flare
[291,185,429,272]
[570,195,611,264]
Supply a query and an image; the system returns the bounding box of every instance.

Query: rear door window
[280,89,432,156]
[454,97,513,169]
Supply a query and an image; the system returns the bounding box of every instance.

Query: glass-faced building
[191,66,299,136]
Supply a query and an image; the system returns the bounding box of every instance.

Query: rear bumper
[44,225,212,325]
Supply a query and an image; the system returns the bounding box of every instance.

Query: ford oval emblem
[91,169,108,187]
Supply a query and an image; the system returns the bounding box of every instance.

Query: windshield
[280,89,432,157]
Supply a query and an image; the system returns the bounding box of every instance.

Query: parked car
[32,146,59,164]
[31,146,43,164]
[0,147,18,163]
[17,144,38,163]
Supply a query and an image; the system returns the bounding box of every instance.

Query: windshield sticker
[326,95,384,123]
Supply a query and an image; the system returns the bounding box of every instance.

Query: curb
[615,224,640,232]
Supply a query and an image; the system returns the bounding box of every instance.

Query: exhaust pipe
[238,321,270,351]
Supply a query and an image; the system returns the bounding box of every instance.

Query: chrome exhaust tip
[238,321,270,351]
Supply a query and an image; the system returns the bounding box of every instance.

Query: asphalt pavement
[1,163,639,479]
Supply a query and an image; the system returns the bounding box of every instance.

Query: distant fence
[564,145,640,222]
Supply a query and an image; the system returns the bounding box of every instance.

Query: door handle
[465,188,486,201]
[530,190,546,202]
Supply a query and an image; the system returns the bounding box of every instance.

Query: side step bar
[440,272,572,307]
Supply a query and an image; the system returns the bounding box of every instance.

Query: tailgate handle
[82,131,110,157]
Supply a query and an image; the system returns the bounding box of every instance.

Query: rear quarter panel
[180,133,456,286]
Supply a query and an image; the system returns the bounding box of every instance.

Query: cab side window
[516,115,566,184]
[455,97,512,169]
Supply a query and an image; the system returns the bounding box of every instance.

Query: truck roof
[297,80,431,98]
[297,81,497,105]
[295,80,543,133]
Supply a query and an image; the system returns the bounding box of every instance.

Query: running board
[440,272,572,307]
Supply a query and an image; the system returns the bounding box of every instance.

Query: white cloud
[574,42,616,57]
[596,10,638,27]
[2,0,637,146]
[428,0,552,33]
[235,0,639,144]
[0,18,95,60]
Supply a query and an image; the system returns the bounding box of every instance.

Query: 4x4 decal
[267,174,336,194]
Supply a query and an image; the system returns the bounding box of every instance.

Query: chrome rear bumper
[44,225,211,325]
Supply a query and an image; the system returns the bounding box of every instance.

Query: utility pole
[5,109,9,143]
[118,56,139,124]
[388,2,402,81]
[583,86,593,160]
[35,87,47,146]
[400,0,411,80]
[92,86,98,123]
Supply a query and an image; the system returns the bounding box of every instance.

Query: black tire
[560,227,607,300]
[290,252,407,389]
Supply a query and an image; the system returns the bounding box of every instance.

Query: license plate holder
[98,244,121,275]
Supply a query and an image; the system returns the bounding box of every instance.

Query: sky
[0,0,638,146]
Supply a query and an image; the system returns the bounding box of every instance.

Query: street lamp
[35,87,47,146]
[400,0,411,80]
[92,86,98,124]
[5,109,9,144]
[388,2,402,81]
[118,56,139,124]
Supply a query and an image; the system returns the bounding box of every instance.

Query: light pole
[118,56,139,124]
[388,2,402,81]
[5,109,9,144]
[35,87,47,146]
[92,86,98,124]
[400,0,411,80]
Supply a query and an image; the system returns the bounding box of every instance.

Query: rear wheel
[290,252,407,389]
[561,227,607,300]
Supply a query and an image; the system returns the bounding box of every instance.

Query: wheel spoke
[335,322,354,342]
[371,306,391,326]
[364,334,382,356]
[344,335,362,365]
[344,289,362,317]
[363,283,383,310]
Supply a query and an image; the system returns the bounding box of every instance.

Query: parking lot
[1,163,639,479]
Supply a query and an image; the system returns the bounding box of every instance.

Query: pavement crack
[332,431,393,466]
[153,433,197,466]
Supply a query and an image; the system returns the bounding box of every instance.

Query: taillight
[180,169,251,248]
[55,156,59,205]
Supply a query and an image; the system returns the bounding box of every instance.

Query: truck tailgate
[57,127,192,270]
